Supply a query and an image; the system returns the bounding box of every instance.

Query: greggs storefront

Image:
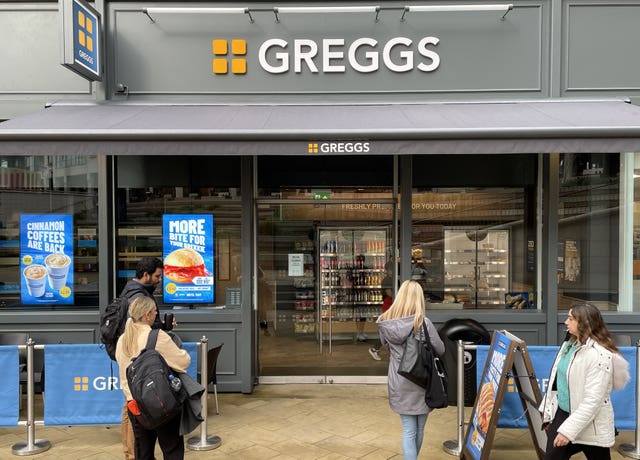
[2,0,640,390]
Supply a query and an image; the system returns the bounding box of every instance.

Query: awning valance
[1,99,640,155]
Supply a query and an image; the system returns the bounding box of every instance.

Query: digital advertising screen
[20,214,74,305]
[162,214,214,304]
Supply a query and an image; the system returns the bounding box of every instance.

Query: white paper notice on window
[288,253,304,277]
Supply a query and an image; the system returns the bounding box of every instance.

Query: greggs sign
[212,36,440,75]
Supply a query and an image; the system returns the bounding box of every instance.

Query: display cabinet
[318,227,389,352]
[292,240,316,335]
[271,228,316,337]
[443,229,509,308]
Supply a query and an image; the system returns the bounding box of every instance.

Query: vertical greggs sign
[60,0,102,81]
[162,214,214,304]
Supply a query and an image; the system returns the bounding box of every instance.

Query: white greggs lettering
[259,36,440,74]
[321,142,370,153]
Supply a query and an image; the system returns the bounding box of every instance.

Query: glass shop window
[116,156,242,309]
[0,155,99,309]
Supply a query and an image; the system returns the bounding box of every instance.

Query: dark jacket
[177,372,205,435]
[120,279,162,329]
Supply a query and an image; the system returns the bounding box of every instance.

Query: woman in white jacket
[540,303,629,460]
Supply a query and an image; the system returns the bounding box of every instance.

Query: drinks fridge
[317,227,389,353]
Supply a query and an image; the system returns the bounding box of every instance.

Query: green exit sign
[312,192,331,200]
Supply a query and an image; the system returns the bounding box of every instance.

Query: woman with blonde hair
[377,280,445,460]
[116,296,190,460]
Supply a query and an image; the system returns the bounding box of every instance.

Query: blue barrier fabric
[476,345,636,430]
[44,342,198,426]
[0,346,20,427]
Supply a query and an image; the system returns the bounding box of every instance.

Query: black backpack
[126,329,184,429]
[99,296,130,361]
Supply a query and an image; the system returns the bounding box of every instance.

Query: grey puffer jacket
[377,315,445,415]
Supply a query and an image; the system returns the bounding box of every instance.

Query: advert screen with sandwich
[162,214,214,304]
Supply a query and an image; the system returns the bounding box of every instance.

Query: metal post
[12,339,50,456]
[443,340,467,456]
[619,340,640,458]
[187,336,221,451]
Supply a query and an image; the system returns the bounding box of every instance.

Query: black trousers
[545,408,611,460]
[127,409,184,460]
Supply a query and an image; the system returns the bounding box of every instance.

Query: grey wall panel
[110,2,548,98]
[0,4,94,119]
[563,1,640,93]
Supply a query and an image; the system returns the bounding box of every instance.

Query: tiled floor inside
[0,384,636,459]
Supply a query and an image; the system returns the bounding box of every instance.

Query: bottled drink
[168,374,182,392]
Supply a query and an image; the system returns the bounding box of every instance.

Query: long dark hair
[569,302,618,353]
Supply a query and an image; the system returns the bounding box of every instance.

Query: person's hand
[553,433,570,447]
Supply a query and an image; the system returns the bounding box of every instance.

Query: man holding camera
[119,256,177,460]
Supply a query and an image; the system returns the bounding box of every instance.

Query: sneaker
[369,348,381,361]
[357,333,368,342]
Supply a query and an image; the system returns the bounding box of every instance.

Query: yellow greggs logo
[77,11,94,52]
[212,39,247,75]
[74,376,89,391]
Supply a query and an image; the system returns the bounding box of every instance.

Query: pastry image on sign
[164,248,209,284]
[475,381,495,434]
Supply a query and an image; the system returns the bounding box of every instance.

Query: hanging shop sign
[162,214,214,304]
[60,0,102,81]
[20,214,74,305]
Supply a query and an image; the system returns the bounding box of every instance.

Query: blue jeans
[400,413,428,460]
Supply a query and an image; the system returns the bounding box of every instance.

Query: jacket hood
[585,337,631,391]
[612,351,630,391]
[121,279,149,299]
[377,316,418,345]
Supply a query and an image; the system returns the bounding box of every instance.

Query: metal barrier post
[187,336,221,451]
[443,342,478,456]
[12,339,50,456]
[619,340,640,459]
[443,340,466,456]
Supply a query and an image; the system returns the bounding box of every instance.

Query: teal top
[556,341,578,412]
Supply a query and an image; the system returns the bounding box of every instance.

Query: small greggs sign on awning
[60,0,102,81]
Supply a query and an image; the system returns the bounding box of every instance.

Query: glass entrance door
[256,201,395,381]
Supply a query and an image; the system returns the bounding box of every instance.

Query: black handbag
[397,322,449,409]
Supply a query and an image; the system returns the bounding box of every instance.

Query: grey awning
[2,99,640,155]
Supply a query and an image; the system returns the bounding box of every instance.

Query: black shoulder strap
[422,321,434,351]
[145,328,160,351]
